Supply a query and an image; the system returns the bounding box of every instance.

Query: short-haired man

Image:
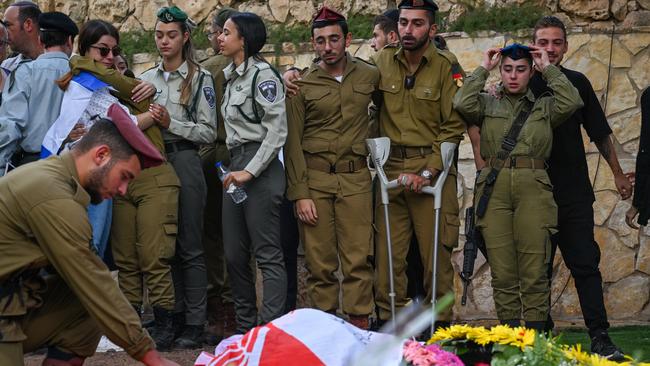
[372,0,465,328]
[1,1,43,72]
[371,10,399,52]
[0,11,77,174]
[199,6,238,344]
[0,106,178,366]
[285,6,379,329]
[530,16,628,360]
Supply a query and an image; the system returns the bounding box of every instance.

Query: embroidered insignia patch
[203,86,216,108]
[258,80,278,103]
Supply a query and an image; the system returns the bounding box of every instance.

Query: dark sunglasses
[90,45,121,57]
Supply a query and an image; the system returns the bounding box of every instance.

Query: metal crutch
[366,137,401,328]
[421,141,458,336]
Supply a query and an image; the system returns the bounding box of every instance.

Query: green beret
[156,6,188,23]
[214,7,237,29]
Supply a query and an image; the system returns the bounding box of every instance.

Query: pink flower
[403,340,464,366]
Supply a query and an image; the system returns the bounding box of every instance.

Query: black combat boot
[174,324,204,349]
[151,307,175,351]
[524,321,547,334]
[590,330,625,361]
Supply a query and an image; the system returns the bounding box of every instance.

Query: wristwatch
[420,169,433,180]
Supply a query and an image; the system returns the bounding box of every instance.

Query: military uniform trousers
[300,174,374,317]
[200,142,233,304]
[0,276,102,365]
[375,154,460,321]
[111,162,179,310]
[167,147,208,326]
[222,143,287,333]
[475,166,556,323]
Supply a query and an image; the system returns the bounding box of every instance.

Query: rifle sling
[476,100,533,217]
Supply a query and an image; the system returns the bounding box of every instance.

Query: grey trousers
[222,144,287,333]
[167,148,208,326]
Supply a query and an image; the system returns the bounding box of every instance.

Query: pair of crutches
[366,137,457,334]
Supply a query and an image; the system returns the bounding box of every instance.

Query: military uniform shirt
[373,42,465,171]
[221,57,287,177]
[285,53,379,200]
[140,61,216,144]
[453,65,583,160]
[0,153,155,359]
[202,54,231,144]
[0,51,68,172]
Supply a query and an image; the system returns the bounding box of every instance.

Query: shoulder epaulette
[353,56,375,67]
[436,48,465,87]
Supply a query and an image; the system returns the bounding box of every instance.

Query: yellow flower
[427,324,473,343]
[488,324,518,345]
[510,327,536,350]
[465,326,492,346]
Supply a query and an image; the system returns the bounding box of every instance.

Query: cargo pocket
[441,213,461,249]
[160,223,177,260]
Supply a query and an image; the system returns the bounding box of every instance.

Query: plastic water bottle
[216,161,248,204]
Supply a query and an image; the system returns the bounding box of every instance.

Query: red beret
[107,104,164,169]
[313,6,345,23]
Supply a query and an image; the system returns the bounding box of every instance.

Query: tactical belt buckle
[509,156,517,169]
[329,164,336,174]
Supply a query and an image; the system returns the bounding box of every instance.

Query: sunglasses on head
[90,45,121,57]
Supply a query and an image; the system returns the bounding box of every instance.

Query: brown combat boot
[204,297,225,345]
[223,301,237,337]
[348,315,370,330]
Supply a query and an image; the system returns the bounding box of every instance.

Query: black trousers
[547,201,609,336]
[280,196,299,313]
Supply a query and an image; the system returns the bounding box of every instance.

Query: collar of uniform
[394,41,437,69]
[500,85,536,105]
[60,152,91,207]
[223,56,257,81]
[157,60,190,79]
[307,52,357,80]
[37,51,69,61]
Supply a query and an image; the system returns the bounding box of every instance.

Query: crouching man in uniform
[0,105,178,366]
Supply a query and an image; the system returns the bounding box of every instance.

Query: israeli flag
[40,72,109,158]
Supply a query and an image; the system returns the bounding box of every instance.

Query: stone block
[623,139,639,155]
[594,227,636,282]
[239,2,274,22]
[559,0,610,20]
[629,48,650,90]
[605,71,638,115]
[609,107,641,144]
[629,0,639,11]
[132,0,170,31]
[458,160,477,191]
[637,0,650,10]
[551,277,583,318]
[270,0,290,22]
[353,43,374,62]
[289,0,316,24]
[564,33,592,62]
[181,0,219,24]
[459,136,474,160]
[562,50,608,92]
[618,33,650,55]
[623,10,650,28]
[88,0,132,22]
[604,273,650,318]
[588,36,631,68]
[612,0,629,21]
[637,231,650,274]
[282,42,296,54]
[294,53,314,69]
[593,190,619,226]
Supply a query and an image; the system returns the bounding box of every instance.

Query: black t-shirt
[634,88,649,225]
[529,67,612,206]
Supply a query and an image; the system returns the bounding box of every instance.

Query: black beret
[501,43,532,61]
[398,0,439,12]
[38,12,78,36]
[383,9,399,24]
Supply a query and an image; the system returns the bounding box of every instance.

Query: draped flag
[40,71,109,158]
[194,308,403,366]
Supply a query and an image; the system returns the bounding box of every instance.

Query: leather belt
[486,156,546,169]
[164,140,197,153]
[306,156,367,174]
[389,145,433,159]
[229,142,262,157]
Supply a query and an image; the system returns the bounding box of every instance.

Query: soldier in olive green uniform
[140,6,217,347]
[453,44,583,329]
[285,7,379,328]
[373,0,465,325]
[199,7,238,343]
[0,113,176,365]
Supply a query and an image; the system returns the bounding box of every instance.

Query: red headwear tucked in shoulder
[107,104,165,169]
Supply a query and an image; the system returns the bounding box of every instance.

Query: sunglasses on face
[90,45,121,57]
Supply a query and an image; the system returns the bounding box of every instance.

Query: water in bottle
[216,161,248,204]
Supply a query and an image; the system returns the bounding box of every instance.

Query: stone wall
[134,26,649,325]
[7,0,650,33]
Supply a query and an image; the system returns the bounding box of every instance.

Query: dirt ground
[24,347,215,366]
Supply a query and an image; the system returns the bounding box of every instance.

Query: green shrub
[119,28,211,64]
[266,14,375,46]
[447,3,545,34]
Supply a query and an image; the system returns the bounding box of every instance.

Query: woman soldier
[217,12,288,333]
[48,19,180,350]
[454,44,583,331]
[140,6,217,348]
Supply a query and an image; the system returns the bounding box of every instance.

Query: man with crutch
[372,0,465,331]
